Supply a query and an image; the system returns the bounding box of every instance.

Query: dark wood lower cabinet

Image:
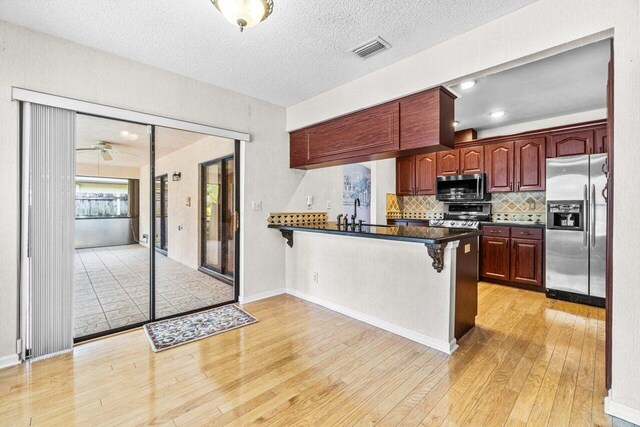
[510,238,543,286]
[480,225,544,290]
[480,236,510,281]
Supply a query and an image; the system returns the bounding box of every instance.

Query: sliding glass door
[201,156,236,280]
[73,114,150,340]
[151,129,237,319]
[21,102,241,350]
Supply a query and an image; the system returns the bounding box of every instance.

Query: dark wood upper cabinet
[289,130,308,169]
[459,146,484,174]
[547,129,594,157]
[290,86,456,169]
[510,238,543,286]
[484,141,514,192]
[400,88,456,151]
[481,236,510,281]
[415,153,437,195]
[514,137,546,191]
[437,150,460,176]
[396,156,416,196]
[305,102,400,165]
[454,128,477,144]
[594,126,608,154]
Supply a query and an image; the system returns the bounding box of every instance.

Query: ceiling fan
[76,141,138,161]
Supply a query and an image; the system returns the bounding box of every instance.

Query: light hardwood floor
[0,282,610,426]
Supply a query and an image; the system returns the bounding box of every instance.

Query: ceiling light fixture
[453,121,459,127]
[120,130,139,141]
[211,0,274,32]
[490,110,506,118]
[460,80,476,90]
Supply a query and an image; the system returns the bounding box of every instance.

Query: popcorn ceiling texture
[0,0,537,107]
[386,192,546,223]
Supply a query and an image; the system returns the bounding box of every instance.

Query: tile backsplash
[386,192,546,223]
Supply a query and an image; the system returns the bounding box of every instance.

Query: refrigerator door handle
[591,184,596,247]
[583,184,588,247]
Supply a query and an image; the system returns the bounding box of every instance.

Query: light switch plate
[465,244,471,253]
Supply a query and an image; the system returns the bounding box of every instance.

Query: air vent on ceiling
[351,37,391,60]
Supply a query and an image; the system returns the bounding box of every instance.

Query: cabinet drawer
[482,226,510,237]
[511,227,543,240]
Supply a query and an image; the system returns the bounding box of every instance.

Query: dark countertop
[269,222,482,245]
[480,221,546,229]
[390,218,546,229]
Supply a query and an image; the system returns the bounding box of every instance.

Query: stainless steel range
[428,202,491,229]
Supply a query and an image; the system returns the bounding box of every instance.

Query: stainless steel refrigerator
[545,153,607,306]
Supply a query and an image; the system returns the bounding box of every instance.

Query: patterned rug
[143,304,258,352]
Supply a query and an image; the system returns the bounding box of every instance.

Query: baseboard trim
[605,396,640,425]
[0,354,20,370]
[239,288,286,304]
[286,288,456,354]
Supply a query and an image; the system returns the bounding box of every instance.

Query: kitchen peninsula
[269,221,481,354]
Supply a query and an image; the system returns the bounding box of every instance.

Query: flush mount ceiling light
[490,110,506,118]
[460,80,476,90]
[211,0,274,32]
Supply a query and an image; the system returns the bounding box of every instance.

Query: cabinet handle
[519,232,532,236]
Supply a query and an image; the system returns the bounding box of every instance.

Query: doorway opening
[199,155,237,283]
[154,174,168,255]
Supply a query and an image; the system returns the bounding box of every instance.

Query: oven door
[436,174,487,201]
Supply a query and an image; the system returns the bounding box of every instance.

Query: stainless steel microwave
[436,174,490,201]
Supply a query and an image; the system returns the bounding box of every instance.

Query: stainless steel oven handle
[591,184,596,247]
[583,184,588,247]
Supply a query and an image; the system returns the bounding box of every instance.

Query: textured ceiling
[451,40,610,131]
[0,0,537,106]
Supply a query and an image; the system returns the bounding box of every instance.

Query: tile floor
[73,244,234,338]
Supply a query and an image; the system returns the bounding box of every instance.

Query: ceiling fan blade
[110,150,139,158]
[101,151,113,161]
[76,148,98,152]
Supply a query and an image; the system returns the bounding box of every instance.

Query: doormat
[143,304,258,352]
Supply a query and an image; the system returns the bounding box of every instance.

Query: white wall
[286,232,458,353]
[285,158,395,224]
[138,136,235,269]
[373,159,396,223]
[286,0,640,419]
[0,21,298,360]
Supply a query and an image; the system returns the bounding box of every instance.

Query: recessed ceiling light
[453,121,459,127]
[490,110,506,118]
[120,130,139,141]
[460,80,476,90]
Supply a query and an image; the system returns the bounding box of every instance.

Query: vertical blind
[27,103,75,359]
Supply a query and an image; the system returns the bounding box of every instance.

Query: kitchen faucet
[351,198,361,222]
